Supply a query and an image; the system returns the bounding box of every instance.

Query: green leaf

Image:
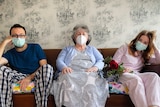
[103,56,112,64]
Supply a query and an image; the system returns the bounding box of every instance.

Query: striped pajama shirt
[0,64,53,107]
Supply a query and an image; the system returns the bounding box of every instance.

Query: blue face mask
[135,41,148,51]
[12,38,25,47]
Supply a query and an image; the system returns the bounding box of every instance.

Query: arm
[0,36,12,65]
[113,44,127,64]
[87,47,104,72]
[93,47,104,70]
[19,59,47,91]
[113,44,135,73]
[56,47,70,72]
[28,44,47,80]
[27,59,47,80]
[149,48,160,64]
[56,47,73,74]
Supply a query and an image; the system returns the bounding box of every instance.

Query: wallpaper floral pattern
[0,0,160,49]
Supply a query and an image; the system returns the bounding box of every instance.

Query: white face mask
[76,35,87,45]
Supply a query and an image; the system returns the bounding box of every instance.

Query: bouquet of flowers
[103,56,124,82]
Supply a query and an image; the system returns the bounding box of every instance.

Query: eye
[143,41,148,45]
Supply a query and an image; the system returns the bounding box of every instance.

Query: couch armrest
[141,64,160,76]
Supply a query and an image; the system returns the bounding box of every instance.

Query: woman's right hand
[62,67,73,74]
[123,68,132,73]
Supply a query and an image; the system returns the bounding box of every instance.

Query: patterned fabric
[50,51,109,107]
[0,66,26,107]
[12,82,35,93]
[109,82,128,94]
[51,72,109,107]
[0,64,53,107]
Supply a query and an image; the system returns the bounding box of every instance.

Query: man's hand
[18,76,32,91]
[3,36,12,46]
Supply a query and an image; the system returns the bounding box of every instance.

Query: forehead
[75,28,87,33]
[139,35,149,42]
[11,28,25,34]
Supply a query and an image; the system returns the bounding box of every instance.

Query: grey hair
[71,24,91,45]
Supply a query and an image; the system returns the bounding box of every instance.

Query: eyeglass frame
[11,34,26,38]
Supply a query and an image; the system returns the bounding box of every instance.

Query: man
[0,24,53,107]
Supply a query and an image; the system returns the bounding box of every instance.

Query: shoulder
[59,46,75,54]
[6,48,15,52]
[118,43,128,51]
[3,48,15,57]
[63,46,75,51]
[27,43,43,53]
[120,43,128,48]
[86,45,97,50]
[27,43,42,49]
[86,45,100,54]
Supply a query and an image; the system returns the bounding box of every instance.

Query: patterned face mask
[12,38,25,47]
[135,41,147,51]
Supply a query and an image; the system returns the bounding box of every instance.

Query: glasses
[11,34,26,38]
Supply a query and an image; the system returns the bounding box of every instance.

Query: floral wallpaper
[0,0,160,49]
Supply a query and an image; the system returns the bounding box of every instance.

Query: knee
[144,72,159,80]
[43,64,53,69]
[149,72,159,78]
[148,72,159,81]
[42,64,54,73]
[36,64,54,78]
[132,77,143,84]
[125,76,143,88]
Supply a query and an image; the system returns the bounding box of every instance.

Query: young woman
[113,30,160,107]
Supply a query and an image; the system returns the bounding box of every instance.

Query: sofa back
[43,48,118,70]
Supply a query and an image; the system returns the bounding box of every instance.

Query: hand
[62,67,73,74]
[18,76,31,91]
[3,36,12,45]
[123,68,132,73]
[86,66,98,72]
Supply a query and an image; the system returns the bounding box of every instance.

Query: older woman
[50,24,108,107]
[113,30,160,107]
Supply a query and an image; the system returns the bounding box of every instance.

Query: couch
[13,48,136,107]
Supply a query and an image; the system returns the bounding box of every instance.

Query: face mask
[76,35,87,45]
[135,41,147,51]
[12,38,25,47]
